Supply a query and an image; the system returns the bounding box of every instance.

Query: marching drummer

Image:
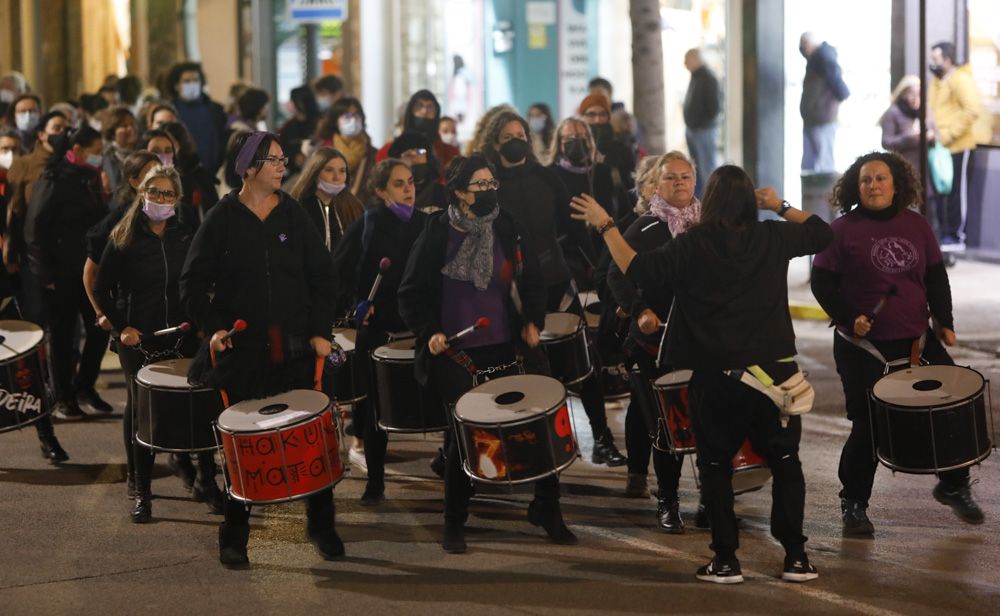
[399,155,577,553]
[330,158,430,505]
[573,165,832,584]
[606,151,704,532]
[179,131,340,567]
[811,151,984,533]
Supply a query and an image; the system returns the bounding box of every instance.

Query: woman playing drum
[810,151,983,533]
[180,131,339,567]
[573,165,832,584]
[94,164,222,523]
[399,155,576,553]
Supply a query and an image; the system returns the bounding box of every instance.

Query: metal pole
[304,23,320,82]
[918,0,928,214]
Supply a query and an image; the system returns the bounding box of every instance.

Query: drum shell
[135,382,225,452]
[731,439,771,495]
[455,398,576,484]
[372,353,447,433]
[651,374,697,455]
[331,350,366,406]
[217,407,344,504]
[871,395,991,474]
[0,342,49,433]
[540,319,592,386]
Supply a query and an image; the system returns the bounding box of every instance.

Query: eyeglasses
[583,110,610,121]
[402,148,428,158]
[145,187,178,201]
[257,155,289,167]
[468,180,499,190]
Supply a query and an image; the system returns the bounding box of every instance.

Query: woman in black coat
[398,155,574,553]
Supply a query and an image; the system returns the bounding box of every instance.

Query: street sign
[288,0,348,23]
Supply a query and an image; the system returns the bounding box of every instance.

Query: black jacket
[177,157,220,229]
[607,214,674,348]
[24,160,107,286]
[300,190,364,254]
[179,190,335,351]
[800,42,851,126]
[683,66,721,129]
[626,216,833,369]
[398,209,546,385]
[496,161,573,288]
[95,217,192,335]
[331,205,428,332]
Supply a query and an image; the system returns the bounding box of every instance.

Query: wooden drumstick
[446,317,490,344]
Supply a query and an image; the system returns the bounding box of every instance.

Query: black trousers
[432,344,559,525]
[624,350,683,496]
[932,149,973,242]
[353,328,390,489]
[521,281,608,437]
[44,281,108,403]
[688,370,807,561]
[833,330,967,505]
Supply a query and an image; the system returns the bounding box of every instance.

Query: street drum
[731,439,771,495]
[372,337,448,433]
[0,320,49,433]
[330,328,366,406]
[453,374,577,484]
[216,389,344,504]
[540,312,593,386]
[870,365,992,474]
[651,369,697,454]
[134,358,225,452]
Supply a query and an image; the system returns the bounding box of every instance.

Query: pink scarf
[648,193,701,237]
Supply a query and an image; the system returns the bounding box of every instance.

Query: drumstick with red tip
[367,257,392,303]
[869,284,898,320]
[151,321,191,338]
[220,319,248,342]
[446,317,490,345]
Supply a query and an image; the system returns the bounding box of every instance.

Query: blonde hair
[634,151,696,214]
[545,117,599,167]
[891,75,920,103]
[463,104,516,156]
[290,146,348,202]
[109,165,183,250]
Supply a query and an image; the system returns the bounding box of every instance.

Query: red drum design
[731,439,771,495]
[135,358,224,452]
[0,320,49,433]
[651,370,696,454]
[540,312,593,386]
[216,389,344,504]
[453,375,577,484]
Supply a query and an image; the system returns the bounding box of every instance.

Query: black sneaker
[696,557,744,584]
[933,481,985,524]
[52,401,88,421]
[782,555,819,582]
[442,522,467,554]
[360,484,385,506]
[76,387,113,413]
[429,447,446,479]
[841,498,875,535]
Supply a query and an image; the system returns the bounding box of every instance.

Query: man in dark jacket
[683,48,721,197]
[799,32,850,172]
[166,62,228,175]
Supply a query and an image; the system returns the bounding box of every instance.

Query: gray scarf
[441,204,500,290]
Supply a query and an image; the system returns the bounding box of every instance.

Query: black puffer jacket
[95,216,192,335]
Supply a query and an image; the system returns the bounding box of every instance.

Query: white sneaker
[349,447,367,474]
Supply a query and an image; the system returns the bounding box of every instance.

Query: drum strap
[445,349,478,375]
[835,329,926,368]
[726,360,815,420]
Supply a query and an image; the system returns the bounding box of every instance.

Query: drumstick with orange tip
[211,319,247,408]
[446,317,490,345]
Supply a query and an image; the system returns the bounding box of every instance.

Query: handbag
[928,142,953,195]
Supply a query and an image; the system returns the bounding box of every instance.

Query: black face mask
[411,163,430,185]
[929,64,946,79]
[470,189,498,217]
[590,123,613,151]
[411,116,436,136]
[499,138,529,164]
[563,138,589,166]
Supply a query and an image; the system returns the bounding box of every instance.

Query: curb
[789,301,829,321]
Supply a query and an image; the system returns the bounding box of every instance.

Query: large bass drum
[135,358,224,452]
[0,320,49,432]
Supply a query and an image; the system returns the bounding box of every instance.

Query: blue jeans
[685,126,718,198]
[802,123,837,172]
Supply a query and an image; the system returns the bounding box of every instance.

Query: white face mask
[88,118,103,132]
[528,116,547,133]
[317,179,346,196]
[155,152,174,167]
[143,200,176,222]
[0,150,13,169]
[15,111,39,132]
[316,95,332,112]
[85,153,104,168]
[255,119,268,132]
[338,116,361,138]
[440,132,458,146]
[180,81,201,101]
[0,89,15,104]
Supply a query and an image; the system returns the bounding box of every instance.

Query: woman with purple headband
[180,131,339,568]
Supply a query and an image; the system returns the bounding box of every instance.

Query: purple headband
[234,131,277,177]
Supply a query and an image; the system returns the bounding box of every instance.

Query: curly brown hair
[830,151,922,214]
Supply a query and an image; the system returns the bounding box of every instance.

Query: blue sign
[288,0,347,23]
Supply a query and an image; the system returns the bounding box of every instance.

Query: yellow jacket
[929,64,983,152]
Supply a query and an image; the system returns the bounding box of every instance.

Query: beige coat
[929,64,984,153]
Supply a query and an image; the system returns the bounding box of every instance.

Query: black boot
[657,495,684,534]
[131,489,152,524]
[360,481,385,506]
[442,520,467,554]
[429,447,446,478]
[591,428,627,467]
[218,523,250,567]
[193,454,225,514]
[841,497,875,536]
[306,493,344,560]
[38,435,69,464]
[933,480,985,524]
[168,454,197,491]
[127,472,136,500]
[527,498,578,545]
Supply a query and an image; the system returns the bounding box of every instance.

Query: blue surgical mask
[338,116,361,138]
[85,153,104,169]
[14,111,39,132]
[180,81,201,101]
[528,116,546,133]
[143,200,176,222]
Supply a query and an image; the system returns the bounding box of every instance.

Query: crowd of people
[0,38,986,584]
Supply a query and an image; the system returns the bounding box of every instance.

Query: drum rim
[370,354,415,364]
[224,472,346,505]
[377,420,449,434]
[871,365,986,408]
[451,400,568,429]
[0,340,43,366]
[540,312,585,341]
[216,401,334,434]
[0,407,51,433]
[454,375,568,422]
[876,448,992,474]
[460,450,577,485]
[134,380,219,394]
[133,433,221,453]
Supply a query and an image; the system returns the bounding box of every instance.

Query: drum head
[872,365,984,408]
[541,312,582,341]
[0,320,43,360]
[373,337,416,360]
[455,374,566,423]
[135,358,199,388]
[217,389,330,432]
[332,328,357,352]
[654,369,693,389]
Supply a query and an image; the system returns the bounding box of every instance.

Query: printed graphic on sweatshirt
[870,236,918,274]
